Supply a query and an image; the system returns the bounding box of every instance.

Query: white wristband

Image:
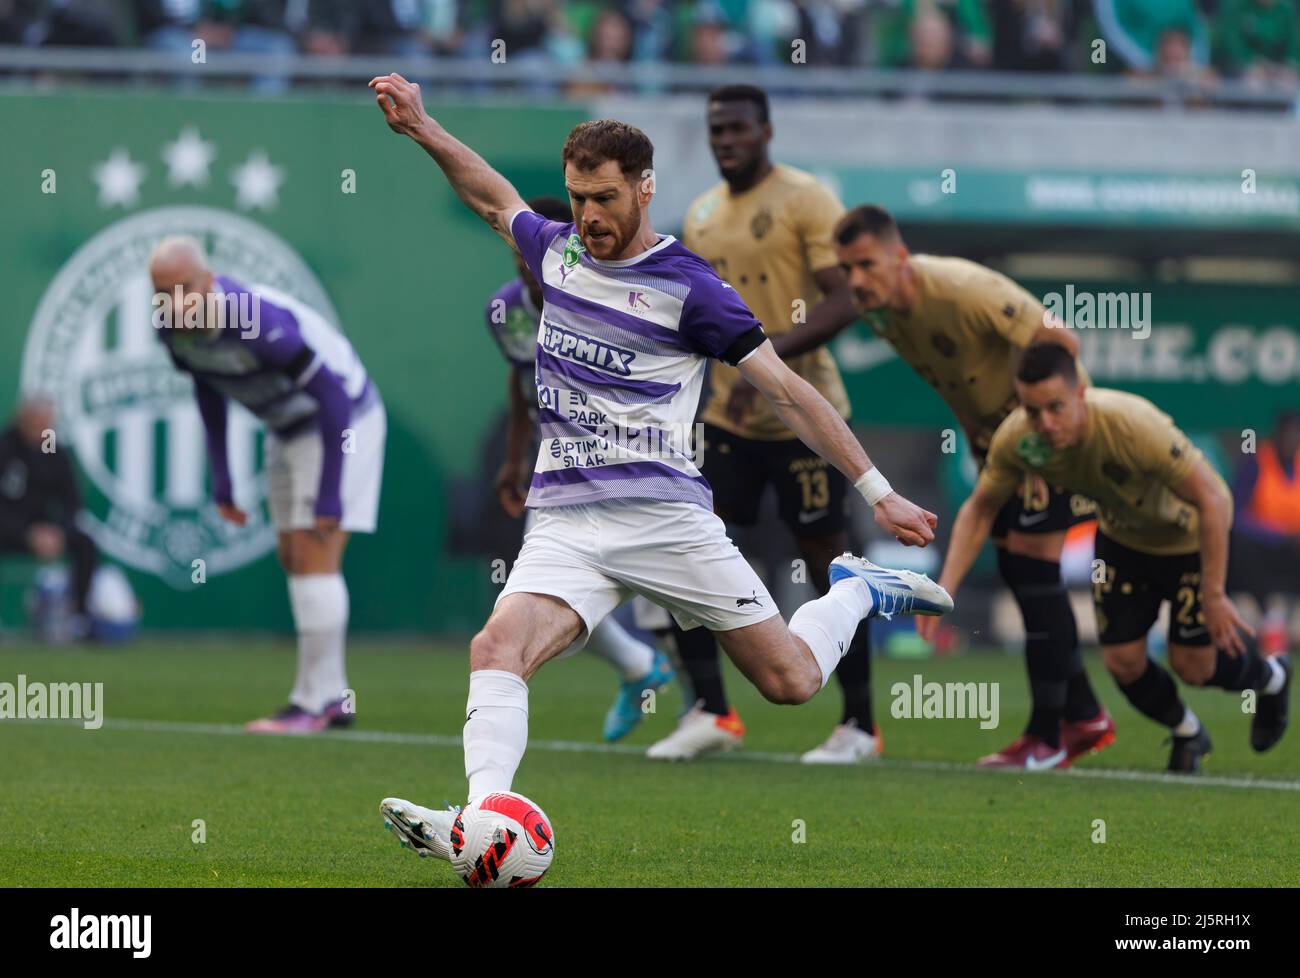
[854,467,893,506]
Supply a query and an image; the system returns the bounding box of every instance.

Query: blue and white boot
[829,553,953,618]
[603,649,676,742]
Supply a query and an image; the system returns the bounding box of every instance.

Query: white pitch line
[44,716,1300,793]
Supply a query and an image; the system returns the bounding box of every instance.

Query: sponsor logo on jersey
[1016,433,1053,468]
[541,322,636,376]
[562,233,585,268]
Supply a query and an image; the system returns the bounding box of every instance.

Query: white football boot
[380,798,459,861]
[646,701,745,761]
[800,720,883,765]
[829,553,953,618]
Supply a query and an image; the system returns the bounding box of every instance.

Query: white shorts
[497,498,778,654]
[266,402,386,533]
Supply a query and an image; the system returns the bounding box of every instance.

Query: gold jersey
[979,388,1231,555]
[864,255,1059,459]
[683,164,850,440]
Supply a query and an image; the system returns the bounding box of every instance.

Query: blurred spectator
[909,6,956,68]
[0,398,99,626]
[1091,0,1210,75]
[627,0,678,62]
[305,0,434,57]
[135,0,300,92]
[487,0,567,61]
[356,0,433,57]
[1153,24,1217,83]
[0,0,118,46]
[1214,0,1299,88]
[691,13,732,64]
[589,6,634,62]
[1231,411,1300,639]
[878,0,993,70]
[567,6,633,95]
[990,0,1083,72]
[790,0,867,66]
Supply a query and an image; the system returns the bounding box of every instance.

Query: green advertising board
[1,88,586,633]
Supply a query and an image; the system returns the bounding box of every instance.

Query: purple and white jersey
[485,278,541,419]
[159,275,376,517]
[159,276,373,437]
[510,208,767,510]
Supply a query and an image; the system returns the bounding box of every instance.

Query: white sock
[464,669,529,803]
[788,578,874,690]
[1263,658,1287,695]
[586,616,656,681]
[1173,707,1201,737]
[287,574,349,714]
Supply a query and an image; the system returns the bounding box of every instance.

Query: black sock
[1205,647,1273,692]
[1026,681,1066,747]
[1118,657,1187,729]
[835,619,873,729]
[669,620,728,715]
[1065,670,1102,723]
[999,550,1082,748]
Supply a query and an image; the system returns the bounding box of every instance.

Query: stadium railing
[1,45,1298,112]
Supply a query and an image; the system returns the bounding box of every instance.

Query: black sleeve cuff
[718,325,767,367]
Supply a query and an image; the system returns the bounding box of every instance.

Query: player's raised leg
[717,555,950,706]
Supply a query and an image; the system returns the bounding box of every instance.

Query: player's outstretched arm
[1173,458,1253,655]
[369,73,527,246]
[738,341,937,547]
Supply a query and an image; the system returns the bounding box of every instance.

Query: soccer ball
[449,791,554,888]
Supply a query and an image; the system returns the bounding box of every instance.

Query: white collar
[588,234,676,268]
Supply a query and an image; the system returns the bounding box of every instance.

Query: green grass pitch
[2,638,1297,887]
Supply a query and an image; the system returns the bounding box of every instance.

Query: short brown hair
[834,205,902,247]
[562,119,654,181]
[1017,342,1079,386]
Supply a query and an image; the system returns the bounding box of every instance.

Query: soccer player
[487,194,674,741]
[831,205,1113,770]
[919,344,1291,772]
[366,73,953,867]
[149,236,386,734]
[647,84,879,764]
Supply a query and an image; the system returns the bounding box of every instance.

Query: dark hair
[834,205,902,247]
[1017,343,1079,386]
[708,84,770,124]
[526,195,571,222]
[562,120,654,181]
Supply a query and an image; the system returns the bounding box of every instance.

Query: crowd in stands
[0,1,1296,89]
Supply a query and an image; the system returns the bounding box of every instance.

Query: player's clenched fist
[369,73,431,138]
[873,492,938,548]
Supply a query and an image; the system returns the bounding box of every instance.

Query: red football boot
[1062,708,1116,761]
[977,734,1069,770]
